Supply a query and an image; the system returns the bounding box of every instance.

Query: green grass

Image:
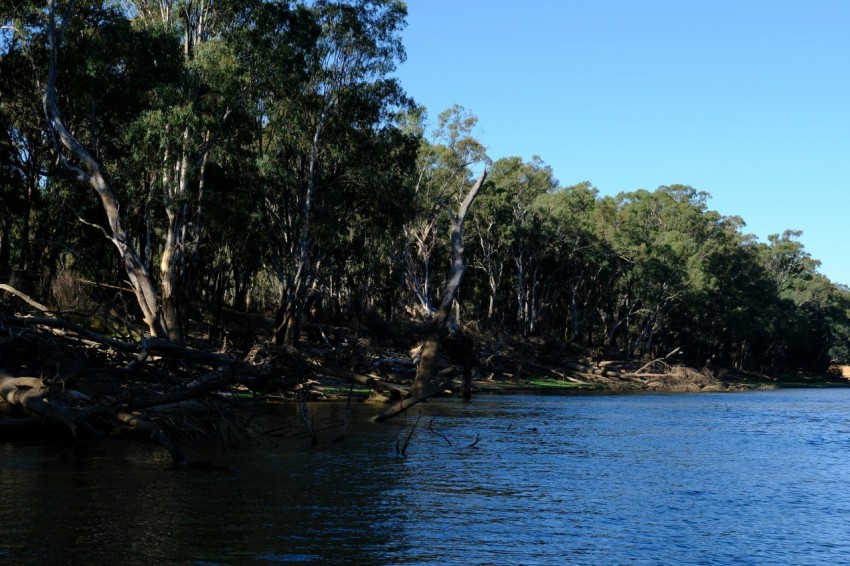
[316,386,373,396]
[526,377,595,389]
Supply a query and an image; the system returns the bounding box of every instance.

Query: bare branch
[0,284,53,315]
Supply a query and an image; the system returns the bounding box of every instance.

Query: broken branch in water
[428,417,452,446]
[396,414,421,456]
[298,392,318,446]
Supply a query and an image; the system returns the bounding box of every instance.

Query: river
[3,388,850,564]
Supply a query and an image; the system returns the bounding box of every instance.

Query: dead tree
[374,170,487,422]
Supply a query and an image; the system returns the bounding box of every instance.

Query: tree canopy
[1,0,847,380]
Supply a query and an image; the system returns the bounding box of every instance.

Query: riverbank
[311,365,850,401]
[294,322,850,401]
[2,304,846,457]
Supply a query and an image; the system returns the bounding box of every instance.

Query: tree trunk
[18,179,34,271]
[374,170,487,422]
[0,197,10,282]
[275,275,301,346]
[42,3,165,338]
[529,262,540,334]
[515,251,525,331]
[569,285,581,341]
[282,100,331,346]
[160,204,185,342]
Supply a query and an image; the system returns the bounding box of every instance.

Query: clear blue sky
[395,0,850,285]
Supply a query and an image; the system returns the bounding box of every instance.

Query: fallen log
[0,312,302,459]
[316,365,408,399]
[124,366,235,411]
[0,373,111,435]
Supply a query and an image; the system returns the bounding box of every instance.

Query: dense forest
[2,1,850,453]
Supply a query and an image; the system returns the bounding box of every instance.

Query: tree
[531,180,600,341]
[375,170,487,421]
[120,0,249,341]
[478,156,557,335]
[756,230,841,371]
[590,186,746,360]
[402,104,488,319]
[1,2,54,279]
[39,0,167,337]
[266,0,410,345]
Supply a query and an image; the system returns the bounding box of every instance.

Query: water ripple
[4,389,850,564]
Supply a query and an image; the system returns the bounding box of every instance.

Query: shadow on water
[4,389,850,564]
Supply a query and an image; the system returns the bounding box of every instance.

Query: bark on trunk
[279,99,331,346]
[374,170,487,422]
[160,202,186,342]
[42,4,164,338]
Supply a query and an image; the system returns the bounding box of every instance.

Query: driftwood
[0,285,304,463]
[396,414,421,456]
[316,365,408,399]
[631,347,682,375]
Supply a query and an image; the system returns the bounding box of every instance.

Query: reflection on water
[4,389,850,564]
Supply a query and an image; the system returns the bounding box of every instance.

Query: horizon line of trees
[2,0,849,374]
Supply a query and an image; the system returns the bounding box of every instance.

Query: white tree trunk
[42,2,164,337]
[375,170,487,422]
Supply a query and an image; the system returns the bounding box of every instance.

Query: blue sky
[394,0,850,285]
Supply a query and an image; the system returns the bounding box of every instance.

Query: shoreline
[309,365,850,402]
[289,323,850,404]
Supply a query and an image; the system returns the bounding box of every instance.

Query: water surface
[3,389,850,564]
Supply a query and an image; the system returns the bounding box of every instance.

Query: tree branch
[0,284,53,315]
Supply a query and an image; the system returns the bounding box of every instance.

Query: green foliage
[0,0,846,374]
[526,377,596,390]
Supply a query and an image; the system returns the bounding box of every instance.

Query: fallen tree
[374,170,487,422]
[0,285,307,463]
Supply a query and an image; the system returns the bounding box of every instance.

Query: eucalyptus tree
[117,0,254,341]
[403,104,488,319]
[594,185,732,357]
[465,159,515,325]
[32,0,171,336]
[369,104,490,420]
[754,230,844,370]
[255,0,411,345]
[375,168,487,421]
[474,156,557,335]
[531,180,601,341]
[12,0,269,337]
[1,2,51,276]
[312,112,418,321]
[0,72,27,278]
[825,285,850,366]
[569,186,845,370]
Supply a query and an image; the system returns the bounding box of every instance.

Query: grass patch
[526,377,593,389]
[316,386,372,396]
